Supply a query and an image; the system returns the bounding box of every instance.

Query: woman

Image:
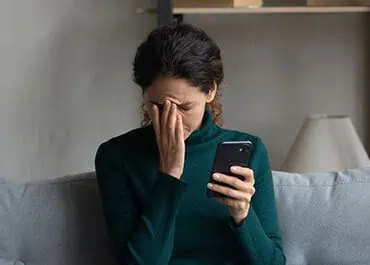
[95,23,286,265]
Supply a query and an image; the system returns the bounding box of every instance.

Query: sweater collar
[185,108,219,147]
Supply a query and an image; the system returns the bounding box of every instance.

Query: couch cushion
[0,259,24,265]
[272,167,370,265]
[1,168,370,265]
[0,173,117,265]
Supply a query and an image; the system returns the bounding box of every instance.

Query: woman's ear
[206,83,217,103]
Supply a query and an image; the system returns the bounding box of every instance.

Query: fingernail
[213,173,220,179]
[207,183,213,188]
[231,166,239,171]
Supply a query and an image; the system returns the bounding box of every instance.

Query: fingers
[212,173,255,194]
[151,104,161,143]
[214,196,251,208]
[168,103,177,139]
[161,100,171,141]
[151,100,183,146]
[207,182,247,200]
[230,166,255,184]
[175,113,184,143]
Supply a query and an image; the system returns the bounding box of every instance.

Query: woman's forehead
[145,77,202,103]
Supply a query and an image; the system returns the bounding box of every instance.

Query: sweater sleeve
[230,138,286,265]
[94,142,187,265]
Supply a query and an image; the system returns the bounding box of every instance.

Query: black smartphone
[206,141,253,198]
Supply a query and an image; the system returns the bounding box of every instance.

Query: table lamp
[281,114,370,173]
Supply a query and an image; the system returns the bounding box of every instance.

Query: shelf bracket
[157,0,173,26]
[157,0,184,26]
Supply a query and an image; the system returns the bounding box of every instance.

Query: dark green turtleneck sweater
[94,109,286,265]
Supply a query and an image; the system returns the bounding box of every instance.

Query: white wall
[191,13,369,168]
[1,0,155,180]
[1,0,369,180]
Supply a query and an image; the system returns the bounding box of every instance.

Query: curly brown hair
[140,87,224,127]
[134,23,224,128]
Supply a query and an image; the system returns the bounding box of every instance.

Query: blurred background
[0,0,368,180]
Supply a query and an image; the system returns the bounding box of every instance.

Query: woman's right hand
[150,100,185,179]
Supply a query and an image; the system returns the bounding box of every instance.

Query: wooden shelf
[137,6,370,14]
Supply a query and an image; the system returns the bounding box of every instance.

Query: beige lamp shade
[281,114,370,173]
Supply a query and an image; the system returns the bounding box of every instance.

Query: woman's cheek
[179,111,199,137]
[180,118,191,138]
[178,112,187,126]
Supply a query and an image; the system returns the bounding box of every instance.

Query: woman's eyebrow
[178,102,194,107]
[150,100,193,106]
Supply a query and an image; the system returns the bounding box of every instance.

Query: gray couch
[1,167,370,265]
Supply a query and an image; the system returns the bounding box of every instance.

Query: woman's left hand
[207,166,256,226]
